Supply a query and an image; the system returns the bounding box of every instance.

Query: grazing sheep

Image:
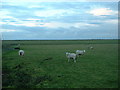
[76,50,85,57]
[66,52,77,62]
[19,50,24,56]
[90,46,93,49]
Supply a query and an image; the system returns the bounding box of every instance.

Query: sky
[0,0,119,40]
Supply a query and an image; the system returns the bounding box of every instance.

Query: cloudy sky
[0,0,118,40]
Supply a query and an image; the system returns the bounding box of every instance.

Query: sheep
[90,46,93,49]
[76,50,85,57]
[88,46,93,50]
[19,50,24,56]
[66,52,77,63]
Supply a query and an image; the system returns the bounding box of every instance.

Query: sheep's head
[66,52,70,57]
[66,52,69,55]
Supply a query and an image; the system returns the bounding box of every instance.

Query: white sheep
[66,52,77,63]
[19,50,24,56]
[90,46,93,49]
[76,50,85,57]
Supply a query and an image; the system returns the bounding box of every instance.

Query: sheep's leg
[68,59,70,62]
[74,58,76,63]
[74,60,76,63]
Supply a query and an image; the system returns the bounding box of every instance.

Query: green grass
[2,40,118,88]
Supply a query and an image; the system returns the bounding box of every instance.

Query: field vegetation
[2,40,118,88]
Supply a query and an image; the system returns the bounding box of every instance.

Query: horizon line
[1,39,119,41]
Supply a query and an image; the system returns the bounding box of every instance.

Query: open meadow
[2,40,118,88]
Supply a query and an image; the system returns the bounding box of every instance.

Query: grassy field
[2,40,118,88]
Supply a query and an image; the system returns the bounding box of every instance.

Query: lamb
[66,52,77,63]
[76,50,85,57]
[18,50,24,56]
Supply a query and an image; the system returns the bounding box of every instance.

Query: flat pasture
[2,40,118,88]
